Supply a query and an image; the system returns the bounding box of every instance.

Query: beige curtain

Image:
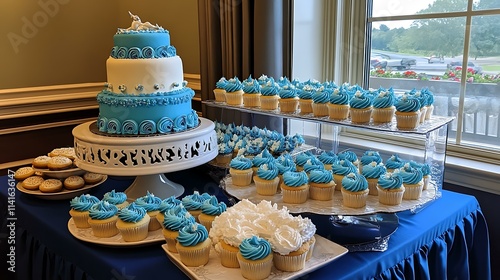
[198,0,293,128]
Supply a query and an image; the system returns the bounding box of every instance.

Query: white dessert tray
[163,234,348,280]
[67,218,164,247]
[222,176,437,215]
[33,167,86,179]
[16,175,107,200]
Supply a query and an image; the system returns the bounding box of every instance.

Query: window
[368,0,500,157]
[292,0,500,165]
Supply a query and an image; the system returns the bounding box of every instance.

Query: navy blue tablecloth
[0,165,491,280]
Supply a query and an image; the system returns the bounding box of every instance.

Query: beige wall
[0,0,200,89]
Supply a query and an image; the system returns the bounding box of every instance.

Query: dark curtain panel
[198,0,293,132]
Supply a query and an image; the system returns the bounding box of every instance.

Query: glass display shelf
[202,100,454,135]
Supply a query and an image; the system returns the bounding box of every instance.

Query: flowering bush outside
[370,68,500,84]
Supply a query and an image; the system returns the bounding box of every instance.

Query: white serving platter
[164,234,348,280]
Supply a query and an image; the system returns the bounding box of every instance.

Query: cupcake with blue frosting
[298,84,315,114]
[162,205,196,252]
[372,88,396,123]
[361,161,387,195]
[359,150,383,173]
[331,159,358,190]
[385,154,405,172]
[135,191,163,231]
[294,151,315,171]
[237,236,274,280]
[349,90,373,124]
[102,189,129,210]
[303,157,325,175]
[328,87,351,120]
[377,171,405,205]
[242,75,262,107]
[156,196,182,227]
[229,155,254,186]
[312,86,331,117]
[281,170,309,204]
[278,84,299,113]
[317,151,339,170]
[69,194,100,228]
[88,200,119,237]
[260,78,280,110]
[337,150,359,167]
[214,77,228,102]
[308,169,336,201]
[175,222,212,267]
[399,162,424,199]
[341,172,369,208]
[181,191,211,222]
[395,93,421,130]
[254,163,280,196]
[116,202,151,242]
[224,77,244,105]
[198,196,227,231]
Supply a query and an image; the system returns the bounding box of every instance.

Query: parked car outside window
[447,60,483,74]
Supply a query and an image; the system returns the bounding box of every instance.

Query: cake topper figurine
[118,12,164,33]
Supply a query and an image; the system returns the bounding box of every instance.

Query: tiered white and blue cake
[96,13,199,135]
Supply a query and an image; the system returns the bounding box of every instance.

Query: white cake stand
[72,118,218,199]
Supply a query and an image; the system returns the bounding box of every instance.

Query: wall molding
[0,73,202,120]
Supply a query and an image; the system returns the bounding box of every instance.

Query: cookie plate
[16,175,107,200]
[33,167,86,179]
[164,234,348,280]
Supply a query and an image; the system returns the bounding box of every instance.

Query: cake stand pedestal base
[124,174,185,200]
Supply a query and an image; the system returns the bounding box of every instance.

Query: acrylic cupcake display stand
[204,100,454,216]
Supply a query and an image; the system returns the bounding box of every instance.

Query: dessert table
[0,165,490,280]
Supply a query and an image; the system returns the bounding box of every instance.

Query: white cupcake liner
[273,251,307,272]
[70,211,91,228]
[237,253,273,280]
[327,104,350,120]
[308,182,335,201]
[213,89,226,102]
[312,103,329,117]
[341,188,369,208]
[225,90,244,105]
[260,95,280,110]
[254,176,280,196]
[88,219,119,238]
[243,93,262,107]
[403,182,423,200]
[377,186,405,205]
[176,242,211,267]
[279,98,299,113]
[282,185,309,204]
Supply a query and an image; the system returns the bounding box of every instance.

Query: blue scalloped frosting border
[110,45,176,59]
[97,87,194,107]
[97,110,200,135]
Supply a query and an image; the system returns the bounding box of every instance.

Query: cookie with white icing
[83,172,104,184]
[22,176,45,190]
[32,155,51,169]
[49,147,76,160]
[47,156,73,171]
[64,176,85,190]
[39,179,63,193]
[14,167,35,181]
